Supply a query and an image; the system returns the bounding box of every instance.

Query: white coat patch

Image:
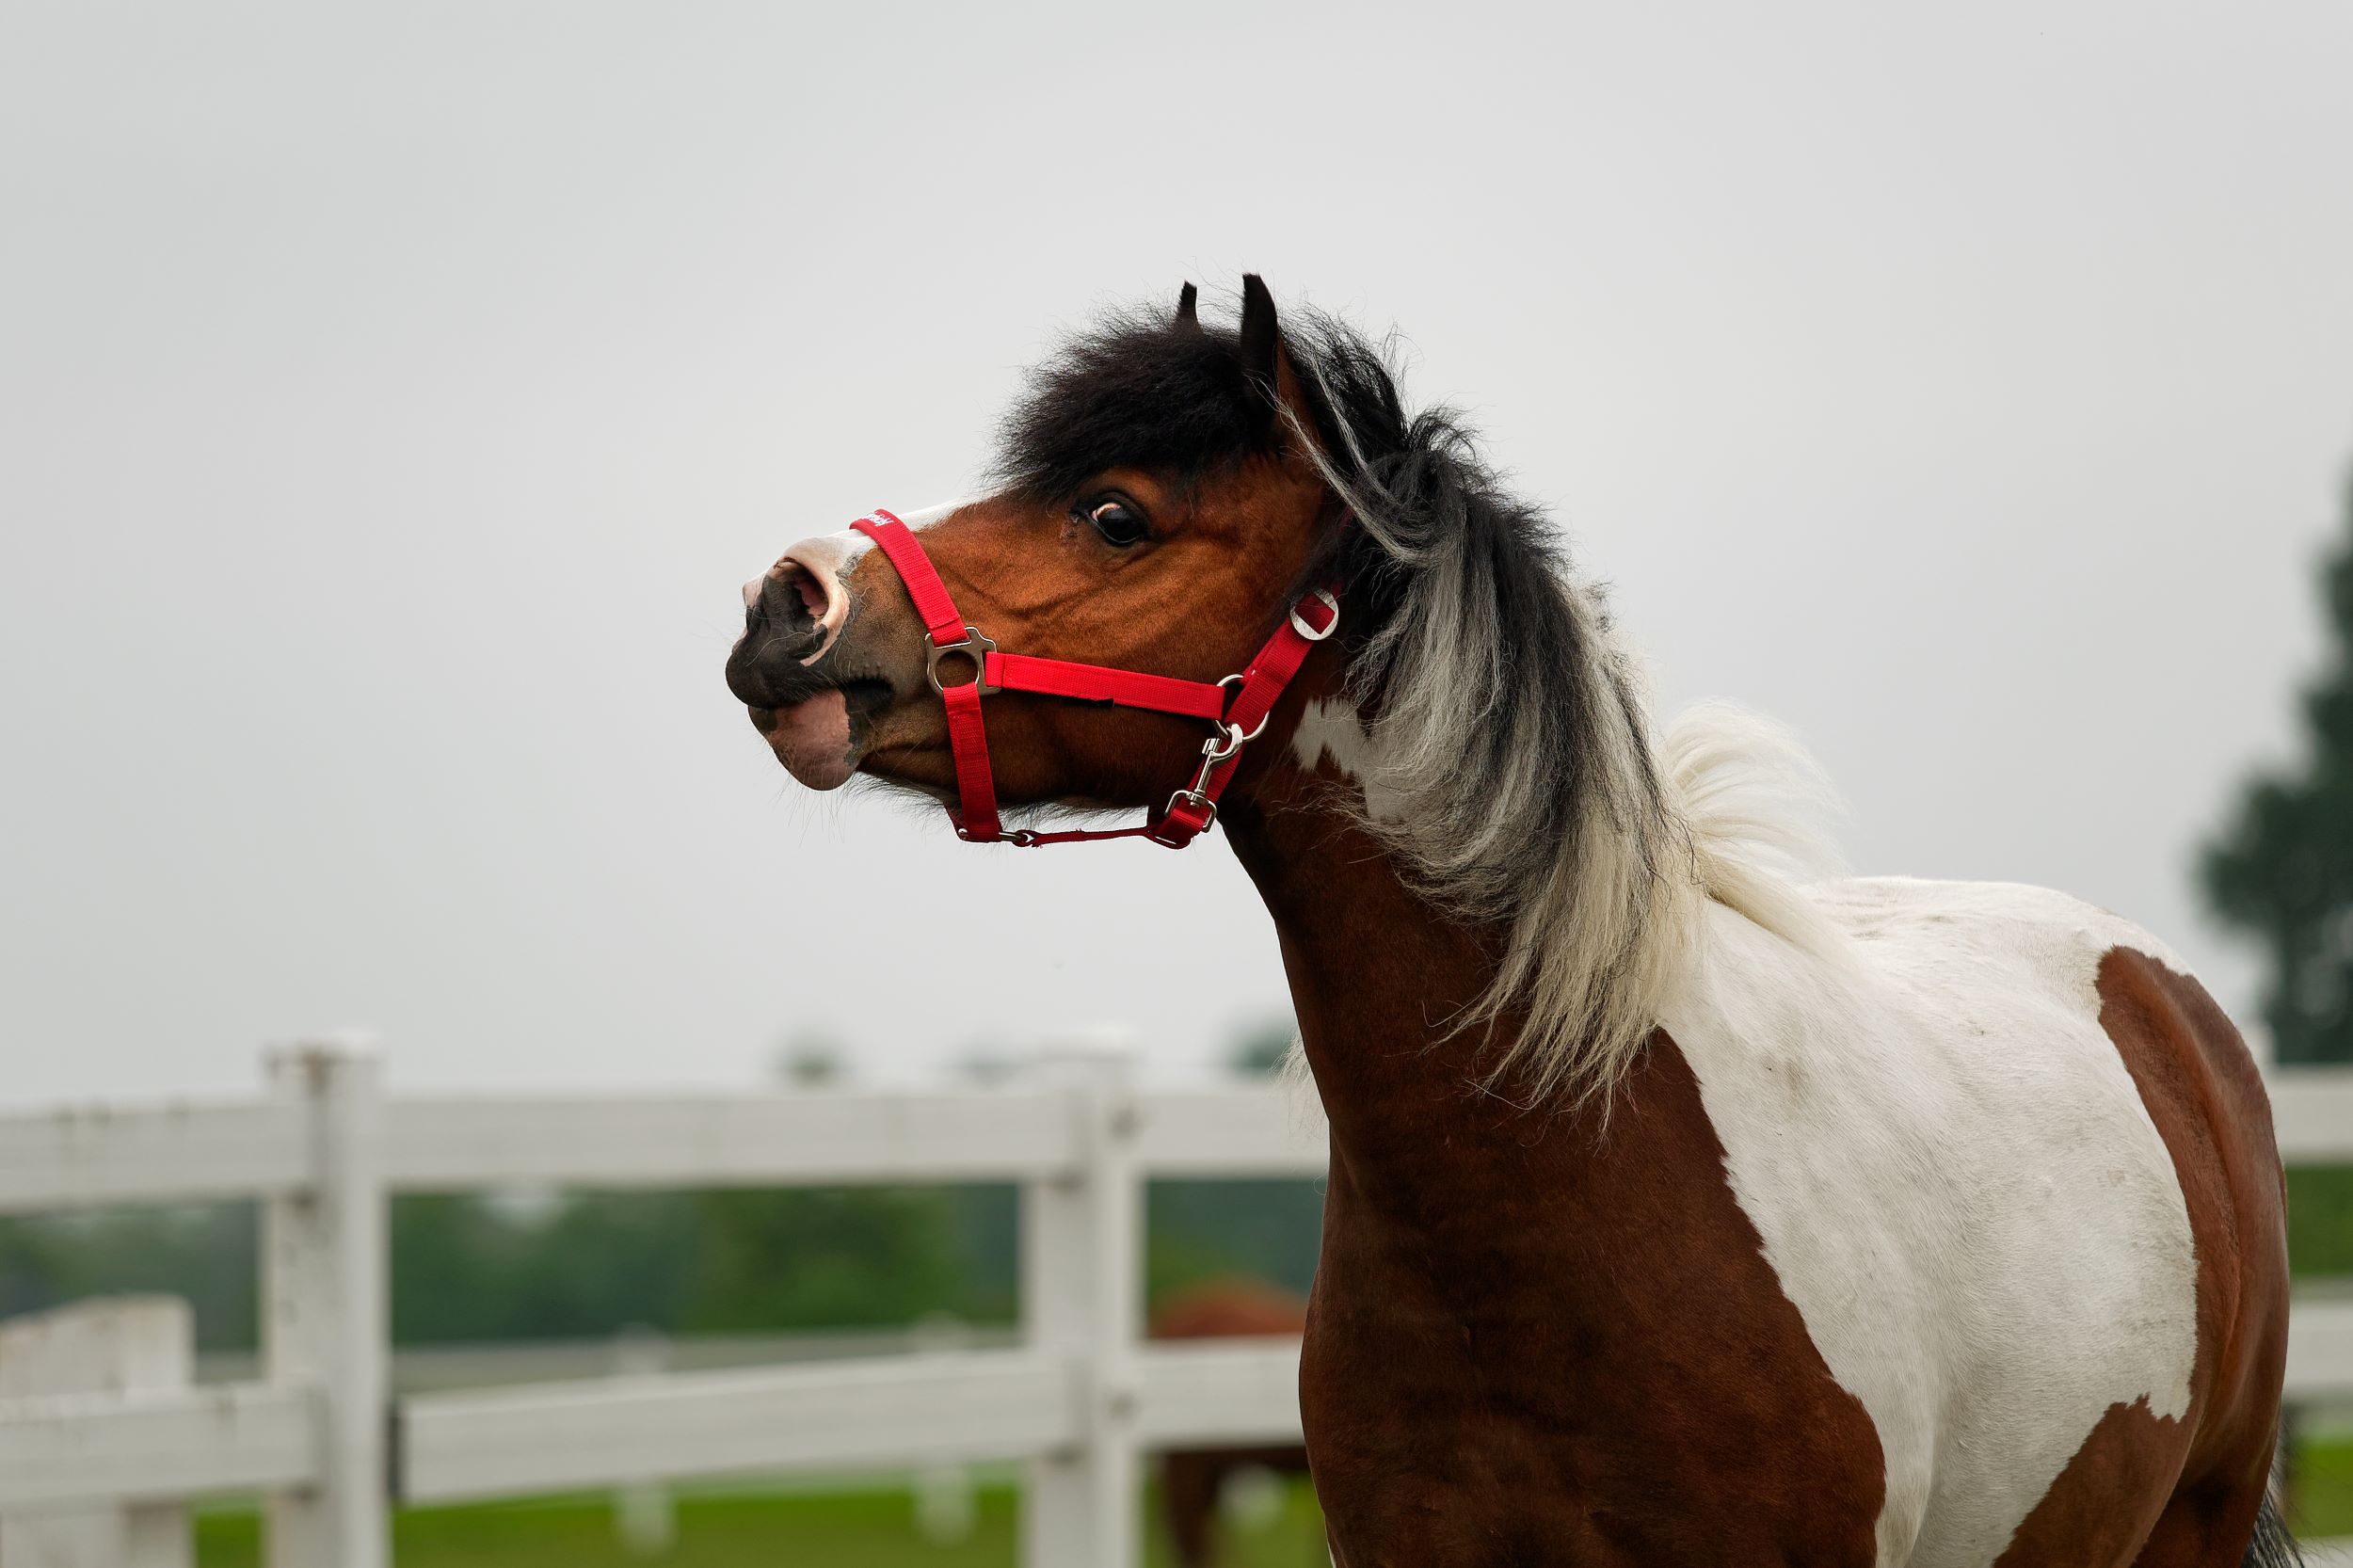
[1289,699,1404,821]
[1657,877,2200,1568]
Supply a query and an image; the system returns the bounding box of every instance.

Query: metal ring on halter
[926,627,999,696]
[1200,717,1263,768]
[1213,674,1274,744]
[1289,587,1341,642]
[956,823,1039,847]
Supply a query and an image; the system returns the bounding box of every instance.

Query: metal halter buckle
[926,626,999,696]
[1158,713,1266,839]
[1160,788,1217,836]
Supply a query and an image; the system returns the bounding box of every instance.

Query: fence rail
[0,1082,1324,1218]
[0,1384,317,1512]
[1,1049,2349,1568]
[398,1352,1079,1503]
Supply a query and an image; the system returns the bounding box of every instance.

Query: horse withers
[725,278,2297,1567]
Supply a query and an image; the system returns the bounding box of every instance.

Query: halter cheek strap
[848,509,1339,849]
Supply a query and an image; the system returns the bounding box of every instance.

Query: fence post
[0,1296,195,1568]
[1020,1038,1143,1568]
[608,1328,675,1557]
[264,1043,388,1568]
[909,1314,978,1544]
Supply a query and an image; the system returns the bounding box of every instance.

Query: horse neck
[1223,772,1577,1181]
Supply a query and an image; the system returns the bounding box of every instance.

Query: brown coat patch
[1991,950,2288,1567]
[1299,1032,1886,1566]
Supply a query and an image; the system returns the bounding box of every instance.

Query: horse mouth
[744,677,894,792]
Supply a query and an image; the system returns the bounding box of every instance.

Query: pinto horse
[726,279,2297,1567]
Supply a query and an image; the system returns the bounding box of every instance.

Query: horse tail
[2243,1494,2303,1568]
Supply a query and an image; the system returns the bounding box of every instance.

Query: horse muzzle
[726,530,924,791]
[726,553,865,789]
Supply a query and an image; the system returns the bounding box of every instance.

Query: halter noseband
[847,509,1340,849]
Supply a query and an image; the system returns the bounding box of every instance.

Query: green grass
[2290,1167,2353,1278]
[196,1479,1329,1568]
[2296,1435,2353,1541]
[187,1443,2353,1565]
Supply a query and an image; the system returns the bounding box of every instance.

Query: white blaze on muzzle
[743,498,967,664]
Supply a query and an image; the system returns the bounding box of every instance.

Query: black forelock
[994,296,1416,492]
[996,306,1280,501]
[992,292,1430,643]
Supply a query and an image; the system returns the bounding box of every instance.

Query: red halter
[848,509,1340,849]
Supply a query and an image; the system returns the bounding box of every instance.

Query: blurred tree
[1225,1015,1298,1078]
[1147,1179,1322,1307]
[0,1218,72,1323]
[387,1195,524,1343]
[943,1186,1018,1320]
[2203,469,2353,1065]
[688,1187,967,1331]
[950,1042,1022,1086]
[774,1029,848,1087]
[391,1192,700,1344]
[0,1205,258,1352]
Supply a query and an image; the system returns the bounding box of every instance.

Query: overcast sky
[4,3,2350,1106]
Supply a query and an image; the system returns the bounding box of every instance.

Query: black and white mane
[1000,288,1838,1103]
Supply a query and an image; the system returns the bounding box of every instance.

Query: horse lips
[762,689,856,791]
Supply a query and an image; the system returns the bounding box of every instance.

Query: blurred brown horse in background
[1151,1279,1313,1567]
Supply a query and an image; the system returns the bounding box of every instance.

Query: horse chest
[1302,1038,1889,1566]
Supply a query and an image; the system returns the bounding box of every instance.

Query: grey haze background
[4,3,2350,1105]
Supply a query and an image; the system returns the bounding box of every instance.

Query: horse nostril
[767,563,823,634]
[728,537,867,717]
[737,540,856,686]
[789,563,829,620]
[740,567,826,663]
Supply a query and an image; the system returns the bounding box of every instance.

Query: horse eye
[1082,498,1150,549]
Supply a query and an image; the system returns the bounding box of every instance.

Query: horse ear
[1175,281,1200,330]
[1238,274,1289,440]
[1238,274,1279,392]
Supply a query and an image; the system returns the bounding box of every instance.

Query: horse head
[725,277,1359,837]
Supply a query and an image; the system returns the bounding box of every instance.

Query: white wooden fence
[1,1042,2349,1568]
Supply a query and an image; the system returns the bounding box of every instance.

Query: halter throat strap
[848,509,1339,849]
